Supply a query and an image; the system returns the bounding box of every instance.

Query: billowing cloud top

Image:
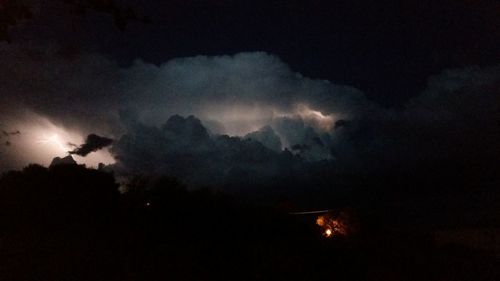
[0,44,377,171]
[1,42,499,187]
[0,45,372,134]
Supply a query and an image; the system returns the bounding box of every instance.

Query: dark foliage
[0,164,498,281]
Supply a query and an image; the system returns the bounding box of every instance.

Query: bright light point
[325,229,332,237]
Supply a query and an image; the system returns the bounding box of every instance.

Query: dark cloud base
[69,133,113,156]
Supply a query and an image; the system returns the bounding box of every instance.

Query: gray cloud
[0,42,378,171]
[244,126,282,152]
[111,114,308,189]
[1,41,499,184]
[0,44,372,136]
[328,64,500,173]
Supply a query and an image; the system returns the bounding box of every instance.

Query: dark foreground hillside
[0,164,498,281]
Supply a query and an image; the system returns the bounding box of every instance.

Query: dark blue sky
[82,0,500,106]
[10,0,499,106]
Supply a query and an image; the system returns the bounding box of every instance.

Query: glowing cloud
[0,112,115,171]
[36,134,70,152]
[294,104,338,131]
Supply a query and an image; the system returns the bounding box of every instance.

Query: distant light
[145,202,151,207]
[325,229,332,237]
[316,216,325,226]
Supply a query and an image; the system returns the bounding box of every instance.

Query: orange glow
[316,216,325,226]
[316,213,351,238]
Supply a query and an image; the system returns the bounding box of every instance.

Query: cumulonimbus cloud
[1,41,499,181]
[0,43,374,136]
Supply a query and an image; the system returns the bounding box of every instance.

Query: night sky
[8,0,500,104]
[105,0,499,105]
[1,0,499,181]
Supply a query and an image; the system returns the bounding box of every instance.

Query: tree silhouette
[0,163,497,281]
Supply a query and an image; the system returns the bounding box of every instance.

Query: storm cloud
[69,134,113,156]
[328,65,500,174]
[0,41,379,172]
[0,43,373,137]
[111,114,307,189]
[1,41,499,186]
